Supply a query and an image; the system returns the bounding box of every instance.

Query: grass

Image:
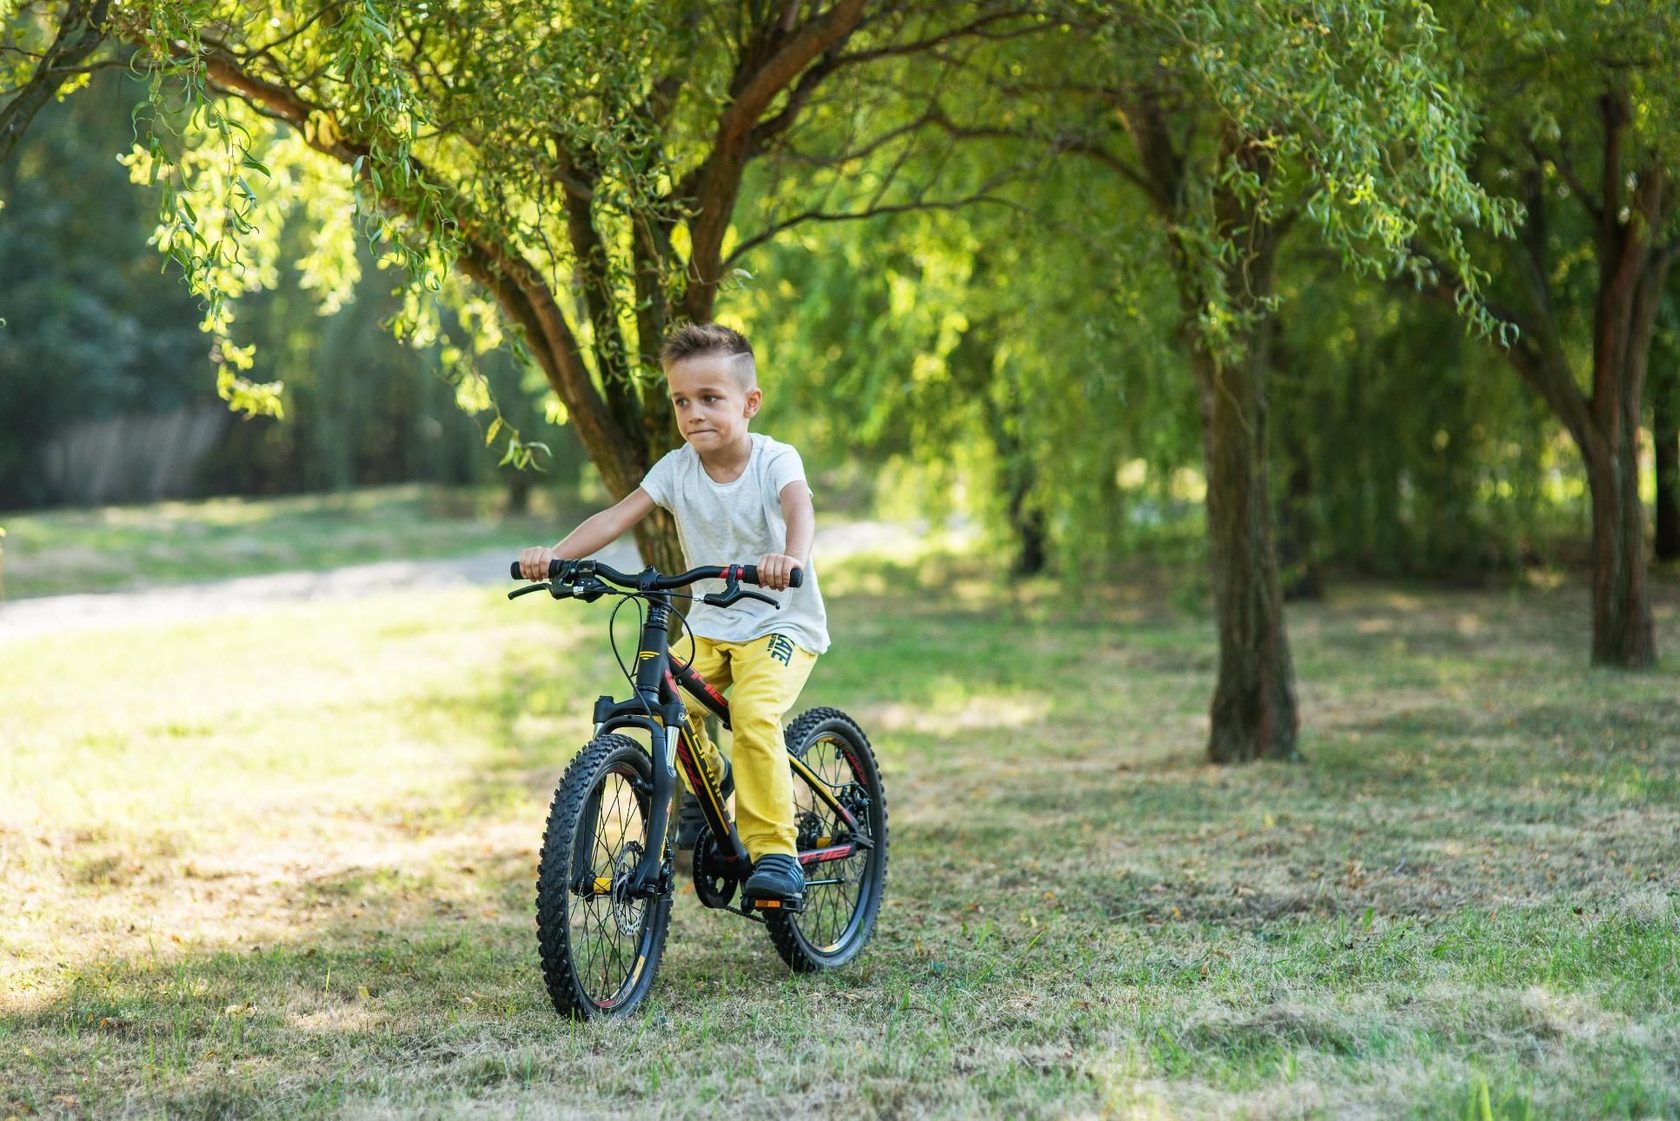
[0,484,588,600]
[1,496,1678,1118]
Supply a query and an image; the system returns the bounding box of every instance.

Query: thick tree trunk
[1580,166,1667,667]
[1192,342,1302,762]
[1581,271,1658,667]
[1584,434,1655,666]
[1485,104,1672,669]
[1124,109,1305,763]
[1653,365,1680,562]
[1177,131,1301,764]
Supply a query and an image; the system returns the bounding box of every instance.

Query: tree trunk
[1484,103,1672,669]
[503,468,533,515]
[1125,104,1304,763]
[1181,132,1301,763]
[1584,434,1655,666]
[1580,161,1668,667]
[1192,342,1302,761]
[1580,263,1660,667]
[1653,362,1680,561]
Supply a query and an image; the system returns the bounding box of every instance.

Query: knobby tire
[766,707,889,972]
[535,734,671,1019]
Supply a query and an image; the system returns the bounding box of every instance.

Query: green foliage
[0,65,577,508]
[0,71,207,507]
[1275,260,1560,579]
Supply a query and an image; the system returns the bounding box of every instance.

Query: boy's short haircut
[661,322,756,387]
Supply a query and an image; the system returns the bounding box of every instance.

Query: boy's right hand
[518,546,559,581]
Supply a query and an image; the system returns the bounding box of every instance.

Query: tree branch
[0,0,111,167]
[195,39,644,493]
[725,191,1016,267]
[683,0,868,320]
[1407,241,1594,451]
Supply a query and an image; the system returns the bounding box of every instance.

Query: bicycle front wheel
[535,734,671,1019]
[767,707,888,972]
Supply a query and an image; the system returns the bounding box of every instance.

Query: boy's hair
[660,322,756,387]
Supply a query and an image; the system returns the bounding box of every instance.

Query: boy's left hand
[755,552,803,591]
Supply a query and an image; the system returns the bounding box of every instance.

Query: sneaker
[744,853,804,903]
[674,763,732,850]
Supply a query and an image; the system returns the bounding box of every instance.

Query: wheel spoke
[567,767,653,1007]
[787,733,878,952]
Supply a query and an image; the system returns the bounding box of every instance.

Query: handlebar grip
[508,559,577,580]
[739,565,803,588]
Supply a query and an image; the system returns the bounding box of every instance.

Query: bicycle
[508,557,888,1020]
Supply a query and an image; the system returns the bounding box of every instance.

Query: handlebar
[507,558,804,608]
[508,559,803,590]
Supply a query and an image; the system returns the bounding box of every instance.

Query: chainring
[690,827,738,909]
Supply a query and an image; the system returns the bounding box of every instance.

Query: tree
[1418,0,1680,667]
[95,0,1034,569]
[1034,0,1515,760]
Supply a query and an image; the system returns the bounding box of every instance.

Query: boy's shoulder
[751,432,805,460]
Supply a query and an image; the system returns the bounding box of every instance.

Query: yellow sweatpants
[677,632,817,860]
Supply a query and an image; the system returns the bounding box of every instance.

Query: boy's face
[666,353,761,455]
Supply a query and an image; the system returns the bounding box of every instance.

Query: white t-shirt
[638,433,830,655]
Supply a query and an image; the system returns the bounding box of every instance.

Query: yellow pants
[677,632,817,860]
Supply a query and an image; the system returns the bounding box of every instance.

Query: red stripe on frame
[797,843,857,866]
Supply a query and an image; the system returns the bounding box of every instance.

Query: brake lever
[702,588,780,609]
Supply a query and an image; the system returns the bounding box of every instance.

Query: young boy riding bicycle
[518,322,828,907]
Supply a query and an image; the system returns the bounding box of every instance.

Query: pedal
[749,894,805,914]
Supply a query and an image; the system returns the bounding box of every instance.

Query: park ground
[2,487,1678,1119]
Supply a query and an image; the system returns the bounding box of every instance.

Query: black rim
[790,732,881,955]
[568,762,656,1009]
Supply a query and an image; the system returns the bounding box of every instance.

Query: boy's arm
[757,480,814,591]
[518,488,656,580]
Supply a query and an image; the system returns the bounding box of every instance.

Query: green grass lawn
[2,499,1677,1119]
[0,484,588,600]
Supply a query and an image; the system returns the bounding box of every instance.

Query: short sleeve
[638,447,683,509]
[766,442,808,497]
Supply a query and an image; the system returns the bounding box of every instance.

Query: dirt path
[0,518,969,641]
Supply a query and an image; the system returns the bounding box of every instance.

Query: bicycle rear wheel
[766,707,888,972]
[535,734,671,1019]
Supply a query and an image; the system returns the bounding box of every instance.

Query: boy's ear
[744,386,762,417]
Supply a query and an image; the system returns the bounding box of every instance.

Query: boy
[517,322,828,906]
